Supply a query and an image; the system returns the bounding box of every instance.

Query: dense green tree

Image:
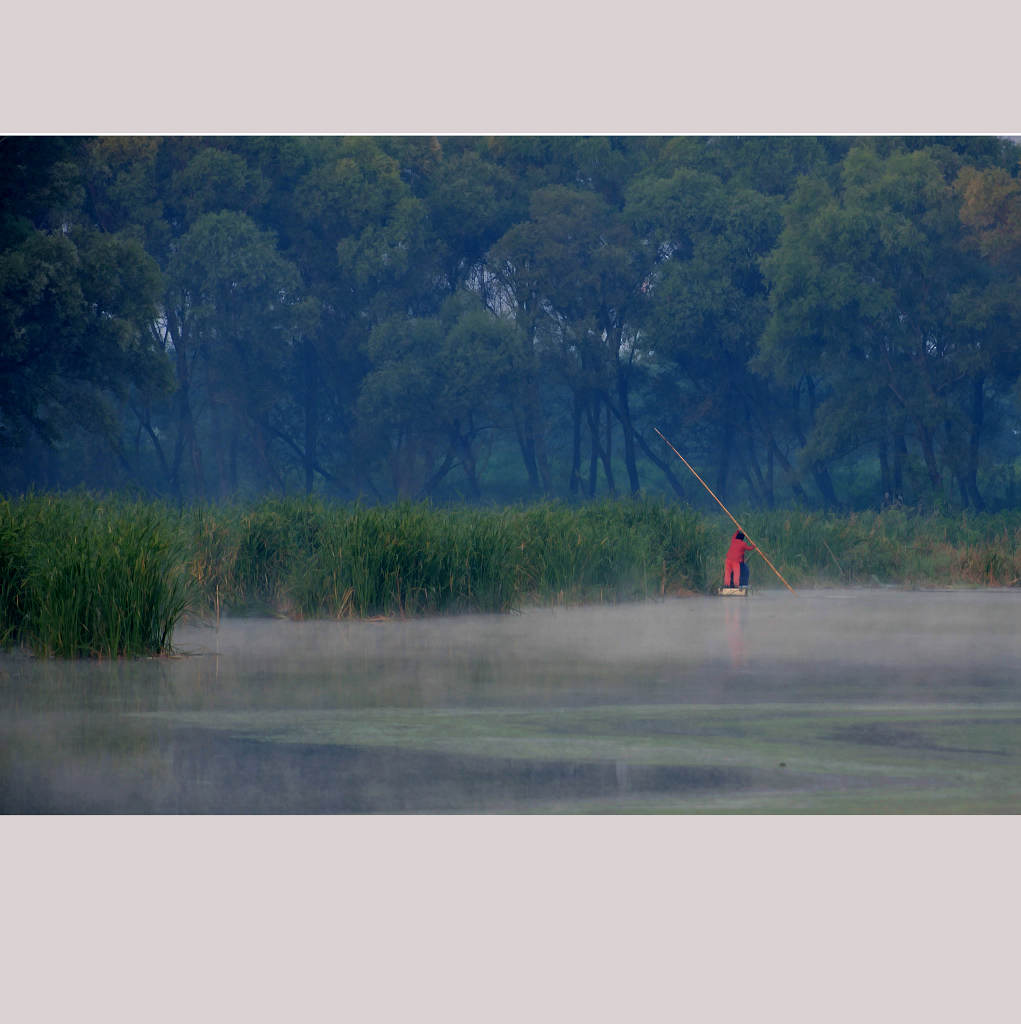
[504,185,650,495]
[77,137,280,496]
[0,140,168,490]
[651,136,847,197]
[357,293,518,498]
[283,138,432,494]
[486,204,559,494]
[0,227,165,442]
[759,145,1007,508]
[164,211,313,497]
[627,163,791,504]
[957,161,1021,273]
[417,142,524,297]
[3,135,1020,509]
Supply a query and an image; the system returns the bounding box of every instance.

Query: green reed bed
[283,502,521,618]
[510,500,713,600]
[184,499,519,618]
[737,508,1021,588]
[0,494,192,658]
[184,497,711,619]
[3,494,1020,658]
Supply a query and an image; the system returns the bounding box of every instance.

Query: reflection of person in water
[725,597,747,667]
[724,530,756,589]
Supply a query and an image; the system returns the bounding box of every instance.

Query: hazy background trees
[2,135,1020,510]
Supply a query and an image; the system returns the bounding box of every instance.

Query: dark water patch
[3,725,760,814]
[543,716,752,740]
[824,721,1015,758]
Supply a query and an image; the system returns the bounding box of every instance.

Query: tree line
[2,135,1020,510]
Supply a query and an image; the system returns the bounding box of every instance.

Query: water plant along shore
[2,494,1020,657]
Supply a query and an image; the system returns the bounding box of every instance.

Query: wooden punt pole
[654,427,796,595]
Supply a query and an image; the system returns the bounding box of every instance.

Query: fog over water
[173,587,1021,706]
[3,588,1020,812]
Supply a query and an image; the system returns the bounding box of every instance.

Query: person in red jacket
[724,530,756,588]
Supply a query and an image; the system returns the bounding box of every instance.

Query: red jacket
[726,532,755,562]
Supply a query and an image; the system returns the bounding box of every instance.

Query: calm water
[3,588,1020,812]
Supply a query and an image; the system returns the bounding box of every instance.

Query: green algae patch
[133,702,1021,813]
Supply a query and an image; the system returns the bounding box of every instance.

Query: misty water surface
[2,588,1020,812]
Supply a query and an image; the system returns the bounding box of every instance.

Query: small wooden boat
[719,564,750,595]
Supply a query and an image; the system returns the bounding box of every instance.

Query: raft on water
[719,562,750,595]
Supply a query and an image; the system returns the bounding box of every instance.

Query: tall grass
[0,494,193,658]
[182,497,710,618]
[738,508,1021,588]
[2,494,1019,659]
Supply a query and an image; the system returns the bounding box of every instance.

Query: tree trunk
[569,391,583,497]
[918,424,942,495]
[893,433,907,498]
[518,314,551,495]
[615,365,641,495]
[878,437,891,503]
[169,317,204,500]
[534,408,553,494]
[252,420,285,493]
[456,423,482,501]
[744,437,771,508]
[303,338,319,495]
[209,398,230,500]
[587,397,600,496]
[134,403,170,488]
[811,461,840,508]
[768,440,810,504]
[631,430,686,498]
[964,376,986,510]
[716,419,733,500]
[603,401,616,495]
[416,445,457,500]
[229,430,239,493]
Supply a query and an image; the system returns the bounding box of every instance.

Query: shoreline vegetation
[2,494,1020,658]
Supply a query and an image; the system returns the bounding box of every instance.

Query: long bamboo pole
[654,427,796,595]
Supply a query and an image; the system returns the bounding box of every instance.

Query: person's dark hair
[735,531,745,540]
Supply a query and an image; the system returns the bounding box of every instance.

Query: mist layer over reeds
[2,495,1020,657]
